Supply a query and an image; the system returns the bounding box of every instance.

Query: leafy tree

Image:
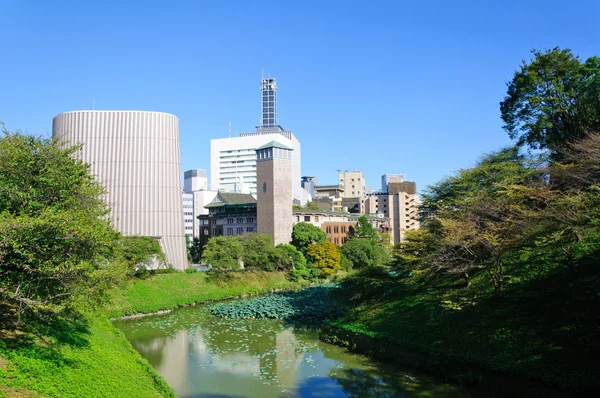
[291,222,326,255]
[117,236,165,273]
[0,131,122,321]
[354,215,375,238]
[394,229,441,271]
[306,241,341,278]
[240,233,277,270]
[341,235,388,269]
[201,236,243,270]
[189,237,204,263]
[500,47,600,155]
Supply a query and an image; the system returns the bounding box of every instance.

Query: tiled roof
[204,192,256,208]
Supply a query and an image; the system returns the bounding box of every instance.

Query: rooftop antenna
[228,120,231,138]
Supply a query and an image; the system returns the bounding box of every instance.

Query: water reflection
[115,305,469,398]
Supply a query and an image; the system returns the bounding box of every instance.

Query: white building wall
[183,193,194,242]
[52,110,187,269]
[210,132,303,203]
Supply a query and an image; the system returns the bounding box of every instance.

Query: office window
[227,218,234,224]
[203,228,209,235]
[237,218,244,224]
[304,215,311,222]
[246,217,254,223]
[226,227,233,235]
[246,227,253,232]
[237,227,244,235]
[334,226,339,233]
[315,216,319,222]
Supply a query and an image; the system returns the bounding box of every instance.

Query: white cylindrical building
[52,110,187,269]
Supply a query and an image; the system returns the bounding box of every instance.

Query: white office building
[210,77,306,204]
[182,169,218,242]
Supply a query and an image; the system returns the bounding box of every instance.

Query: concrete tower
[256,140,293,245]
[52,110,187,270]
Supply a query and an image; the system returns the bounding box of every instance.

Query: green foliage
[200,235,244,270]
[207,284,342,323]
[107,271,309,317]
[0,311,176,397]
[189,237,204,263]
[0,131,121,319]
[117,236,166,274]
[306,241,341,277]
[291,222,327,255]
[341,235,389,269]
[354,215,375,238]
[240,233,277,270]
[500,47,600,155]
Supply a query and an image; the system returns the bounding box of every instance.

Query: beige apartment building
[338,170,366,198]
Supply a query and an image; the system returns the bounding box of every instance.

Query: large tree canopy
[500,47,600,155]
[0,131,122,319]
[291,222,327,255]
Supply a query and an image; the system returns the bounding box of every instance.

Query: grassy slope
[107,270,308,318]
[328,263,600,392]
[1,271,307,397]
[0,312,175,398]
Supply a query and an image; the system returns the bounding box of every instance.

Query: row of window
[225,227,254,235]
[227,218,255,224]
[183,212,193,216]
[325,225,348,234]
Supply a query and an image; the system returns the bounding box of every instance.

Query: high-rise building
[261,77,277,128]
[182,169,217,244]
[184,169,208,192]
[338,170,366,198]
[256,140,294,245]
[52,111,187,269]
[381,173,406,192]
[210,77,305,203]
[301,176,317,198]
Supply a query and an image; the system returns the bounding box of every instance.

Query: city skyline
[1,1,597,192]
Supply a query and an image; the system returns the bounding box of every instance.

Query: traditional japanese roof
[204,192,257,208]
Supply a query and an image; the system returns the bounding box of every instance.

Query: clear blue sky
[1,0,598,192]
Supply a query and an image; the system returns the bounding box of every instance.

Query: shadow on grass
[334,262,600,393]
[0,303,91,368]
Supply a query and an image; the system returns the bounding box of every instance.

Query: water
[114,304,470,398]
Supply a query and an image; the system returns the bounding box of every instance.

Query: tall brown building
[256,141,294,245]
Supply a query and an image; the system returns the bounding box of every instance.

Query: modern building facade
[184,169,208,192]
[301,176,317,198]
[338,170,366,198]
[256,141,294,245]
[182,168,217,243]
[381,173,406,192]
[52,110,187,269]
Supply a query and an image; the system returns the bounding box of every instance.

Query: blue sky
[1,0,598,192]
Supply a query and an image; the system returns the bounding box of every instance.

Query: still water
[114,304,470,398]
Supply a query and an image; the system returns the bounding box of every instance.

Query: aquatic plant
[207,284,342,323]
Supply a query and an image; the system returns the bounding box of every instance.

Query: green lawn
[0,312,175,398]
[328,263,600,393]
[107,270,309,318]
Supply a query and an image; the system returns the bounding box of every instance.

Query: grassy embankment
[326,262,600,394]
[1,271,307,397]
[107,270,310,318]
[0,310,176,398]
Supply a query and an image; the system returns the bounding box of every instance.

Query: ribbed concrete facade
[52,111,187,269]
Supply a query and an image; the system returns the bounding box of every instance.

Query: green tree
[394,229,441,271]
[341,235,388,269]
[354,215,375,238]
[201,236,244,270]
[0,131,122,320]
[291,222,326,255]
[189,237,204,263]
[500,47,600,155]
[117,236,166,273]
[240,233,277,270]
[306,241,341,278]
